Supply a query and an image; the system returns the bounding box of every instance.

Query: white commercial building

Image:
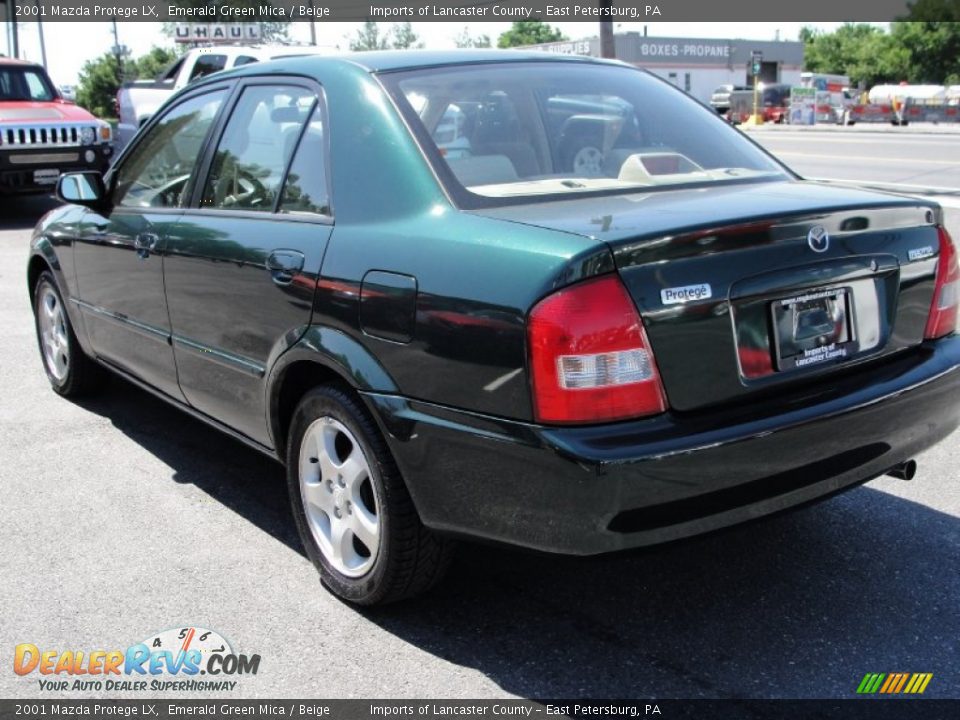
[526,33,805,106]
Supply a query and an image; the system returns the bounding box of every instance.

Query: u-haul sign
[175,24,262,44]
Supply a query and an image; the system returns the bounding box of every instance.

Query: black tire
[286,384,454,605]
[32,271,105,397]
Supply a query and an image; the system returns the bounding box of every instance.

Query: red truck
[1,57,113,194]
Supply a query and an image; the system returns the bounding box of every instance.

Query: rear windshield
[381,62,789,205]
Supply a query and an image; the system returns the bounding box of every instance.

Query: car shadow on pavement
[73,377,302,556]
[364,486,960,699]
[0,195,61,232]
[75,377,959,699]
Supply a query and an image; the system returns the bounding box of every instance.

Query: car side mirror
[57,172,106,209]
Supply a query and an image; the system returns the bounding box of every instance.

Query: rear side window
[201,85,316,212]
[235,56,259,67]
[280,104,330,216]
[189,55,227,82]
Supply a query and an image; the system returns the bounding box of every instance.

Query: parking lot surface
[1,158,958,699]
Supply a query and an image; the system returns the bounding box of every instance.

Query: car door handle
[134,232,159,259]
[266,250,305,285]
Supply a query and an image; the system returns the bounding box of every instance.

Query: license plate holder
[771,287,858,371]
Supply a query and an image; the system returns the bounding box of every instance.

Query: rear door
[163,78,332,446]
[73,88,227,400]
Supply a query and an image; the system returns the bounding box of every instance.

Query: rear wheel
[32,271,104,397]
[286,385,453,604]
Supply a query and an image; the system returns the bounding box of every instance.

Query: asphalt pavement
[1,132,959,701]
[746,125,960,193]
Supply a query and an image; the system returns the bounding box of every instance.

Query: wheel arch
[26,252,53,299]
[266,326,400,455]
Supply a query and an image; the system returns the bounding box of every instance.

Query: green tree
[133,47,180,82]
[76,47,181,119]
[390,22,423,50]
[800,23,909,88]
[497,21,565,49]
[891,1,960,84]
[76,52,135,119]
[349,21,389,51]
[454,27,491,49]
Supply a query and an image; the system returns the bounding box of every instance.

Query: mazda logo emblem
[808,225,830,253]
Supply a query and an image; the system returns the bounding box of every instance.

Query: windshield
[0,66,57,102]
[382,62,789,205]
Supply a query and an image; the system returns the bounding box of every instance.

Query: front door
[73,89,228,400]
[164,81,332,445]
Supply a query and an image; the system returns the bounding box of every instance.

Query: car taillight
[527,274,668,424]
[924,226,959,340]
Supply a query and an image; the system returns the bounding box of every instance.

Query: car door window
[201,85,315,212]
[279,104,330,216]
[113,90,225,209]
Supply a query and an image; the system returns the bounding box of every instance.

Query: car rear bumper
[0,145,112,194]
[367,335,960,555]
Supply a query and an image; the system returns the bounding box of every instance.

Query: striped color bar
[857,672,933,694]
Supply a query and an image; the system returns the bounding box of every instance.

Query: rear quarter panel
[314,62,613,421]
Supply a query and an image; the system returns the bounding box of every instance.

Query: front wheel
[286,385,454,604]
[32,271,104,397]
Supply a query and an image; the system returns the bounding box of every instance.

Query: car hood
[471,180,932,247]
[0,101,97,123]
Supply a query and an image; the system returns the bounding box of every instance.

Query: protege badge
[661,283,713,305]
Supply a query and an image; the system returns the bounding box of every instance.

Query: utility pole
[308,0,317,45]
[34,0,47,68]
[599,0,615,59]
[9,0,20,58]
[111,18,123,84]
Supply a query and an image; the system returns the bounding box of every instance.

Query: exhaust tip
[887,460,917,481]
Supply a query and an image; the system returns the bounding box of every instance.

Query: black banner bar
[0,1,919,24]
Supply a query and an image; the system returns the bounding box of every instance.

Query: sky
[4,21,880,87]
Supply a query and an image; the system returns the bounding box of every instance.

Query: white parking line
[777,151,960,166]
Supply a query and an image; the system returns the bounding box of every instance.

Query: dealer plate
[771,287,859,371]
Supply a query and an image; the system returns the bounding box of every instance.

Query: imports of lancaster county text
[368,5,662,18]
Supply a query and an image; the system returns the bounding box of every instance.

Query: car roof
[204,49,616,80]
[340,49,612,72]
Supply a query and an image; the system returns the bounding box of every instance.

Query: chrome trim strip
[172,335,265,378]
[71,298,170,343]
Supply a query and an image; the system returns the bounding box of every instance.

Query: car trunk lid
[475,180,942,412]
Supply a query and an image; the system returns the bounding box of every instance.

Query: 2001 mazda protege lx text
[27,51,960,604]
